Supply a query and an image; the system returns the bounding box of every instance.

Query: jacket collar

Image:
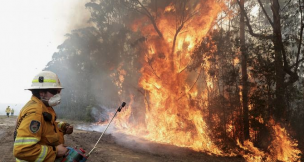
[31,95,49,109]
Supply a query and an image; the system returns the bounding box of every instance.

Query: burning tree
[45,0,303,161]
[110,0,227,154]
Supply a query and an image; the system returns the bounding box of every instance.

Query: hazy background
[0,0,90,115]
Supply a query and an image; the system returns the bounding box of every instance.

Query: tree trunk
[240,0,250,140]
[272,0,286,121]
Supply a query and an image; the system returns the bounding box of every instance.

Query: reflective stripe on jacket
[13,96,64,162]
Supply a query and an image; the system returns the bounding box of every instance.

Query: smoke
[52,0,92,34]
[43,1,304,160]
[111,132,194,156]
[76,123,193,156]
[75,123,115,133]
[90,105,110,122]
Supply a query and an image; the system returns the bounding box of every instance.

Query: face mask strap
[41,99,50,107]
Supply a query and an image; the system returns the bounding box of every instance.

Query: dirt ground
[0,115,245,162]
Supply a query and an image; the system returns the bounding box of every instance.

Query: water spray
[61,102,126,162]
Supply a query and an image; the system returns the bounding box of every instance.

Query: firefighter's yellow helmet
[26,71,63,90]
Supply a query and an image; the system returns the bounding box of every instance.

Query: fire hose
[61,102,126,162]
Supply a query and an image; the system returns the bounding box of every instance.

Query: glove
[65,125,73,134]
[61,123,73,135]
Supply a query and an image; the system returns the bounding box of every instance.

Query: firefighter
[6,106,11,117]
[13,71,73,162]
[11,108,14,116]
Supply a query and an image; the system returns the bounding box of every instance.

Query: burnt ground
[0,115,246,162]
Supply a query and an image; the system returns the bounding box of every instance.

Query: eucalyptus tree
[236,0,304,123]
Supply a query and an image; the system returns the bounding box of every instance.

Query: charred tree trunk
[272,0,286,121]
[240,0,250,141]
[267,81,272,119]
[237,0,300,121]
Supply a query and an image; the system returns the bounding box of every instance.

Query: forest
[45,0,303,161]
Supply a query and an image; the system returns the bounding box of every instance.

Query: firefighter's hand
[65,125,73,134]
[56,144,68,158]
[61,123,73,135]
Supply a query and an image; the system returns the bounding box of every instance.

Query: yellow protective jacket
[6,107,11,113]
[13,96,65,162]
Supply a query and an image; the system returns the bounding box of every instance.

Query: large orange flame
[236,118,301,162]
[104,0,302,161]
[115,0,224,155]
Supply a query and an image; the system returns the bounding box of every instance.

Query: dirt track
[0,115,245,162]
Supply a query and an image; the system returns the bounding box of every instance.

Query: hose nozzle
[118,102,126,112]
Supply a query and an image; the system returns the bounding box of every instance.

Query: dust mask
[48,94,61,107]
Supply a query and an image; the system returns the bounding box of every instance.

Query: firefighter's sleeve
[13,113,57,162]
[55,121,65,144]
[56,121,71,133]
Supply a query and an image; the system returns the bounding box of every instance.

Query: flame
[102,0,302,161]
[110,63,126,95]
[237,139,265,161]
[114,0,224,155]
[115,94,135,130]
[233,57,239,66]
[164,4,176,13]
[267,119,302,162]
[236,118,302,162]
